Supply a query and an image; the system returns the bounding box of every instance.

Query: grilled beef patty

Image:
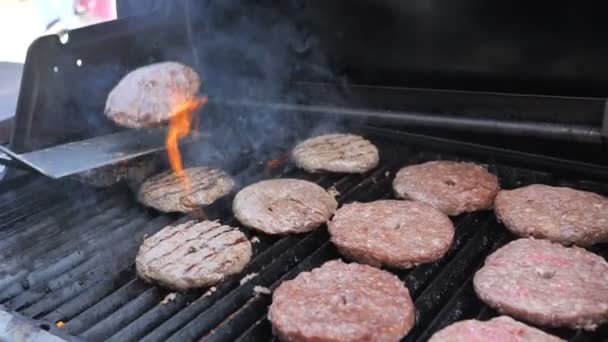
[73,156,157,188]
[136,220,252,290]
[473,238,608,330]
[292,133,379,173]
[428,316,564,342]
[105,61,200,128]
[328,200,454,269]
[138,166,235,213]
[495,184,608,246]
[233,178,337,235]
[393,161,500,216]
[269,260,415,342]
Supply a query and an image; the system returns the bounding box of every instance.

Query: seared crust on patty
[428,316,564,342]
[233,178,337,235]
[292,133,379,173]
[269,260,415,342]
[393,161,499,216]
[328,200,454,269]
[105,61,201,128]
[136,220,252,290]
[138,166,235,213]
[495,184,608,246]
[473,238,608,330]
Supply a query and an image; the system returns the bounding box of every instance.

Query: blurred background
[0,0,117,121]
[1,0,117,63]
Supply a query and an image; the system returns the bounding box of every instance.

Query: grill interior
[0,127,607,341]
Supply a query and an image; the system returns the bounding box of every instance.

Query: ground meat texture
[473,238,608,330]
[292,133,379,173]
[138,166,235,213]
[428,316,564,342]
[136,220,252,290]
[495,184,608,246]
[105,61,201,128]
[269,260,415,342]
[73,156,158,188]
[328,200,454,269]
[393,161,499,216]
[233,178,337,235]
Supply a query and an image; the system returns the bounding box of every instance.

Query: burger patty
[233,178,337,235]
[269,260,415,342]
[135,220,252,290]
[105,61,201,128]
[473,238,608,330]
[292,133,379,173]
[393,161,500,216]
[428,316,564,342]
[138,166,235,213]
[495,184,608,246]
[73,155,158,188]
[328,200,454,269]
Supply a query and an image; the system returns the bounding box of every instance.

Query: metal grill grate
[0,128,606,341]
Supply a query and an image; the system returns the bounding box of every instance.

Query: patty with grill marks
[138,166,235,213]
[328,200,454,269]
[292,133,379,173]
[105,61,201,128]
[428,316,564,342]
[73,155,158,188]
[473,238,608,330]
[393,161,499,216]
[495,184,608,246]
[135,220,252,290]
[233,178,337,235]
[269,260,415,342]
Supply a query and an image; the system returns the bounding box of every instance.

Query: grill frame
[1,126,607,341]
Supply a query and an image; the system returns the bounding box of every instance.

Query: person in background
[77,0,116,21]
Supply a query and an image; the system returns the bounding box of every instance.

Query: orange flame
[165,96,207,192]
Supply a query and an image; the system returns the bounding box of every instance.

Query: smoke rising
[159,0,348,183]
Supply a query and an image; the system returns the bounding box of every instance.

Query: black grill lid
[120,0,608,97]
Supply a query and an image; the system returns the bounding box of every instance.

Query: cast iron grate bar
[2,207,142,310]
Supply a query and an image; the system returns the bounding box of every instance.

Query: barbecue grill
[1,1,607,341]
